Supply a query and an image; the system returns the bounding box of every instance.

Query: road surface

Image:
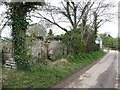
[64,51,119,88]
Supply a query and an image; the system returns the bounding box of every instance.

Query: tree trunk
[10,4,29,69]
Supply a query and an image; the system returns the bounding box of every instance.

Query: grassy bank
[2,50,105,88]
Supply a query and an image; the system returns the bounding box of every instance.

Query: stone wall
[1,41,16,69]
[1,41,12,65]
[1,39,66,68]
[49,40,64,59]
[29,39,66,60]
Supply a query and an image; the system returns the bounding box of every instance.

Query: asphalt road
[64,51,119,89]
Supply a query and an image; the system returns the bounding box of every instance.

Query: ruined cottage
[1,24,66,69]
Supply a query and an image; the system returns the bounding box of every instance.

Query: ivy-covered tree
[3,2,45,69]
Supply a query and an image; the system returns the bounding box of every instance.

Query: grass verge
[2,50,105,88]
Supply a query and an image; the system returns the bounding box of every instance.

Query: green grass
[2,50,105,88]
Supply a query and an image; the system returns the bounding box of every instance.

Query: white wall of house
[95,36,103,49]
[100,41,102,49]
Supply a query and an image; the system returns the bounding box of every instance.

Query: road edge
[52,52,108,88]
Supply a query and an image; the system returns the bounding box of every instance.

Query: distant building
[95,36,103,49]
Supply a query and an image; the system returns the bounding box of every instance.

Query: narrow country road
[64,51,119,88]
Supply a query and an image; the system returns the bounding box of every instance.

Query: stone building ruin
[1,24,66,69]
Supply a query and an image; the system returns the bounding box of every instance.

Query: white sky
[0,0,120,38]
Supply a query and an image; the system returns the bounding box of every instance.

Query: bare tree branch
[33,12,68,32]
[76,1,91,26]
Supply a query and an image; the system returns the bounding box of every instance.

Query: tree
[62,28,87,54]
[48,29,53,36]
[32,1,94,54]
[33,1,94,32]
[2,2,45,69]
[27,24,46,37]
[33,0,115,54]
[100,34,118,50]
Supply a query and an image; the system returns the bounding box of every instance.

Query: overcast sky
[0,0,119,38]
[98,0,119,38]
